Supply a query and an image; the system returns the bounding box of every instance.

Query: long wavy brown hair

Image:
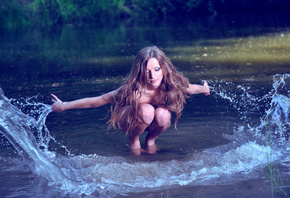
[108,46,189,133]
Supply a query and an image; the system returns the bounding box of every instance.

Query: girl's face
[146,58,163,90]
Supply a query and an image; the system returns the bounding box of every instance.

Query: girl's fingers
[51,94,62,103]
[202,81,210,96]
[51,94,58,100]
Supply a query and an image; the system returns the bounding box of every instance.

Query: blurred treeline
[1,0,290,30]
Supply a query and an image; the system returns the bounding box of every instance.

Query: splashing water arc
[0,88,77,189]
[0,74,289,197]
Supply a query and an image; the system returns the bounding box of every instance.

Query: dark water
[0,14,290,197]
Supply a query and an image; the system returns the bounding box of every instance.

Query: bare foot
[129,140,145,155]
[146,143,158,154]
[130,147,146,156]
[145,139,159,154]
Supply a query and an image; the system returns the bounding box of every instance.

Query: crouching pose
[51,46,210,155]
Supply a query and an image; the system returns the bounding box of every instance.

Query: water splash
[257,75,290,146]
[210,74,289,141]
[0,74,289,197]
[210,80,269,121]
[0,88,76,192]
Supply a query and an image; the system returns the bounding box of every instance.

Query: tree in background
[1,0,289,30]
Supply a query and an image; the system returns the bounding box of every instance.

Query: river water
[0,14,289,197]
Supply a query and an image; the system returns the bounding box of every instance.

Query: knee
[138,104,155,126]
[155,108,171,128]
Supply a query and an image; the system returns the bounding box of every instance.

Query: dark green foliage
[1,0,289,30]
[0,0,30,30]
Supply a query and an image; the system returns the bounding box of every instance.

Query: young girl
[51,46,210,155]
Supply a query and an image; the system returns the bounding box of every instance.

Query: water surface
[0,14,289,197]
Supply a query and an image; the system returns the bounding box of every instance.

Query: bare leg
[146,107,171,154]
[119,104,155,155]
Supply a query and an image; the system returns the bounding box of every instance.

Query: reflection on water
[0,14,290,197]
[1,15,289,96]
[167,32,290,81]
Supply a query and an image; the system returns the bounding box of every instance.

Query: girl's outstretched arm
[51,90,117,112]
[186,81,210,95]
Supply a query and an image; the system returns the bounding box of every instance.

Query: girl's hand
[203,81,210,96]
[51,94,64,112]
